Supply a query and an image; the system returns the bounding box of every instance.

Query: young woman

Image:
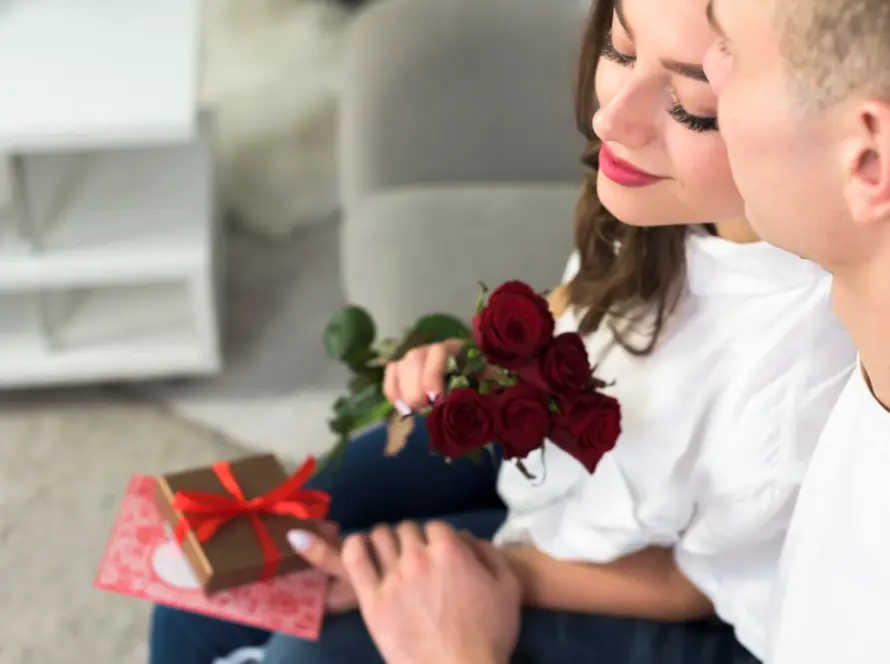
[149,1,857,663]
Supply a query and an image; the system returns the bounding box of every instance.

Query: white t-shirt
[768,367,890,664]
[494,231,857,660]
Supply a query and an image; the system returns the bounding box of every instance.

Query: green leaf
[374,337,402,362]
[343,383,387,418]
[453,344,471,374]
[411,314,471,343]
[328,383,390,441]
[390,329,435,362]
[448,375,470,390]
[465,448,484,464]
[476,282,489,315]
[352,399,395,431]
[328,411,356,437]
[463,352,488,377]
[323,306,376,362]
[343,346,378,373]
[347,365,385,392]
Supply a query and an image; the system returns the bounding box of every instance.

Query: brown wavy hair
[561,0,689,355]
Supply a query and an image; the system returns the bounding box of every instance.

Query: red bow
[171,457,331,581]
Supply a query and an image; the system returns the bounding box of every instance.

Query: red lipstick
[598,145,665,187]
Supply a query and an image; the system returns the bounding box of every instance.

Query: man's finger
[369,525,400,572]
[424,521,465,552]
[287,529,347,578]
[395,521,427,561]
[342,533,382,602]
[466,537,513,580]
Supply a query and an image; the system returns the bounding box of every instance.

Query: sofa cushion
[341,183,579,337]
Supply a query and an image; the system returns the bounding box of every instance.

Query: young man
[703,1,890,662]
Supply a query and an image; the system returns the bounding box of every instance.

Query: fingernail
[427,392,438,403]
[287,529,313,552]
[394,400,412,416]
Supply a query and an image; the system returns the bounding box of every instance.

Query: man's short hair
[775,0,890,111]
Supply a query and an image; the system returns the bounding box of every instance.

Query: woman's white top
[494,231,857,659]
[768,365,890,664]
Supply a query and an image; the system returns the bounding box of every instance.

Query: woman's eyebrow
[615,0,710,83]
[662,59,709,82]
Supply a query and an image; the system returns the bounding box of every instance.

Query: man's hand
[342,521,521,664]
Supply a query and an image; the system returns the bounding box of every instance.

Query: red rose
[550,391,621,473]
[494,383,552,460]
[517,332,592,395]
[427,388,497,458]
[472,281,554,370]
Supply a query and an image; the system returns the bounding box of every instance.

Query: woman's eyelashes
[601,31,636,66]
[667,102,719,132]
[601,30,719,133]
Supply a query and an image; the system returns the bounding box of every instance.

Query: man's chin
[748,220,811,260]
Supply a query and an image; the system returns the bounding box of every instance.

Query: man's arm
[501,545,713,622]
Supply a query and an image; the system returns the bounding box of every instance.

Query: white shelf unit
[0,0,199,153]
[0,118,221,388]
[0,0,220,388]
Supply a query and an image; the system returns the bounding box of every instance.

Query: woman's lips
[598,144,665,188]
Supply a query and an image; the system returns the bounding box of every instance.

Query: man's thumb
[287,529,346,578]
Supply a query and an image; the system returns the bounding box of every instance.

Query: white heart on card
[152,541,201,590]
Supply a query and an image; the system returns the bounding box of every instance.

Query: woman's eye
[668,102,719,133]
[601,30,635,66]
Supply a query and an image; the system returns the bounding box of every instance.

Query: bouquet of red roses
[323,281,621,477]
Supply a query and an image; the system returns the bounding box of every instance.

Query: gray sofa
[339,0,587,338]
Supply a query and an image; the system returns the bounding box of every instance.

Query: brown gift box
[155,454,325,594]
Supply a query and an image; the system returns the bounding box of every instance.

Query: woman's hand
[383,338,466,414]
[288,528,359,613]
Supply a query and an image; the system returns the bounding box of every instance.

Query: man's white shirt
[769,367,890,664]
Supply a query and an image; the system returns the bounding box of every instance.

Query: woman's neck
[714,218,760,244]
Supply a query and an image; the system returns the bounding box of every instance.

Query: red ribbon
[171,457,331,581]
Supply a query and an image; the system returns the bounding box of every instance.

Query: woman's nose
[593,82,659,148]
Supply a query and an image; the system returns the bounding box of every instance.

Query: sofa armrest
[339,0,587,208]
[341,183,578,338]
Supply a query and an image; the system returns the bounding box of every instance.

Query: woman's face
[593,0,745,227]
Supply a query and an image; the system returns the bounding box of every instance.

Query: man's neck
[832,260,890,411]
[714,218,760,244]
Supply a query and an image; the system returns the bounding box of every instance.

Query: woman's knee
[261,613,382,664]
[149,605,271,664]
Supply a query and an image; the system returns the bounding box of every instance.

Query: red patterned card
[94,475,328,640]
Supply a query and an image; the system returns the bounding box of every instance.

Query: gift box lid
[0,0,200,153]
[155,454,326,594]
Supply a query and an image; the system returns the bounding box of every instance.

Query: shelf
[0,281,218,388]
[0,116,214,290]
[0,0,200,152]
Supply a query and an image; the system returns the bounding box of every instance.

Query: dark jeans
[149,422,760,664]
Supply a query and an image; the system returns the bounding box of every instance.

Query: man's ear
[844,101,890,227]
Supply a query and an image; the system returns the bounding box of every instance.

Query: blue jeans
[149,422,760,664]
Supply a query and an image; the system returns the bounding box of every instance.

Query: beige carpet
[0,388,249,664]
